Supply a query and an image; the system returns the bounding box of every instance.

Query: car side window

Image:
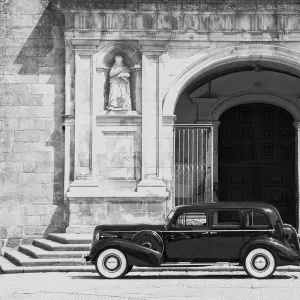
[245,210,270,228]
[212,210,241,229]
[173,212,207,229]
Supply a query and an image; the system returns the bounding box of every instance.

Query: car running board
[160,262,240,267]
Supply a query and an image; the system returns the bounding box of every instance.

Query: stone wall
[0,0,65,250]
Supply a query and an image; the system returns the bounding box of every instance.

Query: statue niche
[107,55,132,111]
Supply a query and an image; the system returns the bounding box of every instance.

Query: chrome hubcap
[103,255,120,272]
[252,255,269,271]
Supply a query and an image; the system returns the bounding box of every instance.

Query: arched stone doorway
[218,103,295,226]
[163,44,300,230]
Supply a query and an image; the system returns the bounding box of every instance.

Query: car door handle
[201,232,209,235]
[169,234,175,240]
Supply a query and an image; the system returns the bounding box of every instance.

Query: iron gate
[174,125,213,205]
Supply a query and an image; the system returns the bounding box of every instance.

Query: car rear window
[173,212,207,228]
[245,210,270,228]
[212,210,241,229]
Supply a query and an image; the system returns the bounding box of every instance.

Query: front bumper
[81,243,92,264]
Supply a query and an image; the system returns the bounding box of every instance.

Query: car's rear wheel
[244,248,276,279]
[96,248,128,279]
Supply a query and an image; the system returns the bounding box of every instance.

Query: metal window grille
[174,125,213,206]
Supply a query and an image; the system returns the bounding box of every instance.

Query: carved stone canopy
[54,0,300,12]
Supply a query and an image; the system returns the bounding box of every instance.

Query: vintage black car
[84,202,300,279]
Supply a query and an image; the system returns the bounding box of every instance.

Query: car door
[209,210,244,262]
[164,211,210,262]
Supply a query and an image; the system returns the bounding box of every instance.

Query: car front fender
[240,237,299,266]
[89,238,163,267]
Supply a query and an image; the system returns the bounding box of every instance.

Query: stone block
[19,118,34,130]
[20,238,35,245]
[0,227,8,239]
[0,141,13,152]
[0,106,13,118]
[13,106,54,118]
[12,142,45,153]
[35,162,54,173]
[14,130,41,142]
[23,162,36,173]
[8,226,24,238]
[0,118,19,130]
[42,95,55,105]
[6,238,21,248]
[0,216,16,226]
[32,83,55,95]
[23,225,41,235]
[25,216,40,226]
[0,130,14,142]
[21,173,53,184]
[0,162,23,173]
[13,94,43,106]
[26,205,46,216]
[2,83,31,95]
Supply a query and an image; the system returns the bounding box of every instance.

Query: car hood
[95,224,166,232]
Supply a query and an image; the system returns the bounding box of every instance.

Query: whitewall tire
[96,248,128,279]
[244,248,276,279]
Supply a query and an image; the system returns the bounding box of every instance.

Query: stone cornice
[54,1,300,12]
[96,111,142,126]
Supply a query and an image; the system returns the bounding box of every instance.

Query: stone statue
[107,55,132,111]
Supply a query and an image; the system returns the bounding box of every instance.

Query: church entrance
[218,103,296,225]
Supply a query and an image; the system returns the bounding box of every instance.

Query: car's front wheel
[244,248,276,279]
[96,248,128,279]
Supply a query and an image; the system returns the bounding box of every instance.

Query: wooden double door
[218,104,296,226]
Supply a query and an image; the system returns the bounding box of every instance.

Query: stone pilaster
[293,121,300,231]
[137,41,168,195]
[69,39,100,187]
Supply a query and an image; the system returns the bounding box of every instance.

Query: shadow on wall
[13,1,66,236]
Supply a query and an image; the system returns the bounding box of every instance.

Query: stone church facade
[2,0,300,248]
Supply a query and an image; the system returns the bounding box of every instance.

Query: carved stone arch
[163,44,300,116]
[212,93,300,121]
[96,42,141,69]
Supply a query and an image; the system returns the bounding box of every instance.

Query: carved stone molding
[71,39,100,54]
[55,0,300,12]
[162,115,177,126]
[139,41,167,55]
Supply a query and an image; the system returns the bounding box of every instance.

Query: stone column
[137,41,168,195]
[162,115,177,211]
[293,121,300,231]
[69,40,100,188]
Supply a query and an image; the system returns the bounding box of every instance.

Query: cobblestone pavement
[1,268,300,300]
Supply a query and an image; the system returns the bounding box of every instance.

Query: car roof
[174,202,277,212]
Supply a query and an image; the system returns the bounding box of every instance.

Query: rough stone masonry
[0,0,65,250]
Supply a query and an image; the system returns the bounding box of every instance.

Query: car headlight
[95,232,100,240]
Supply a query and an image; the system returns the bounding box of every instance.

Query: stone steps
[19,245,86,259]
[47,233,92,244]
[33,239,90,251]
[0,233,93,273]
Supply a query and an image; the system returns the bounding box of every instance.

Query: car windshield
[164,210,175,226]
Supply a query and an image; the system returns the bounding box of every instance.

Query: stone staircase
[0,233,95,274]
